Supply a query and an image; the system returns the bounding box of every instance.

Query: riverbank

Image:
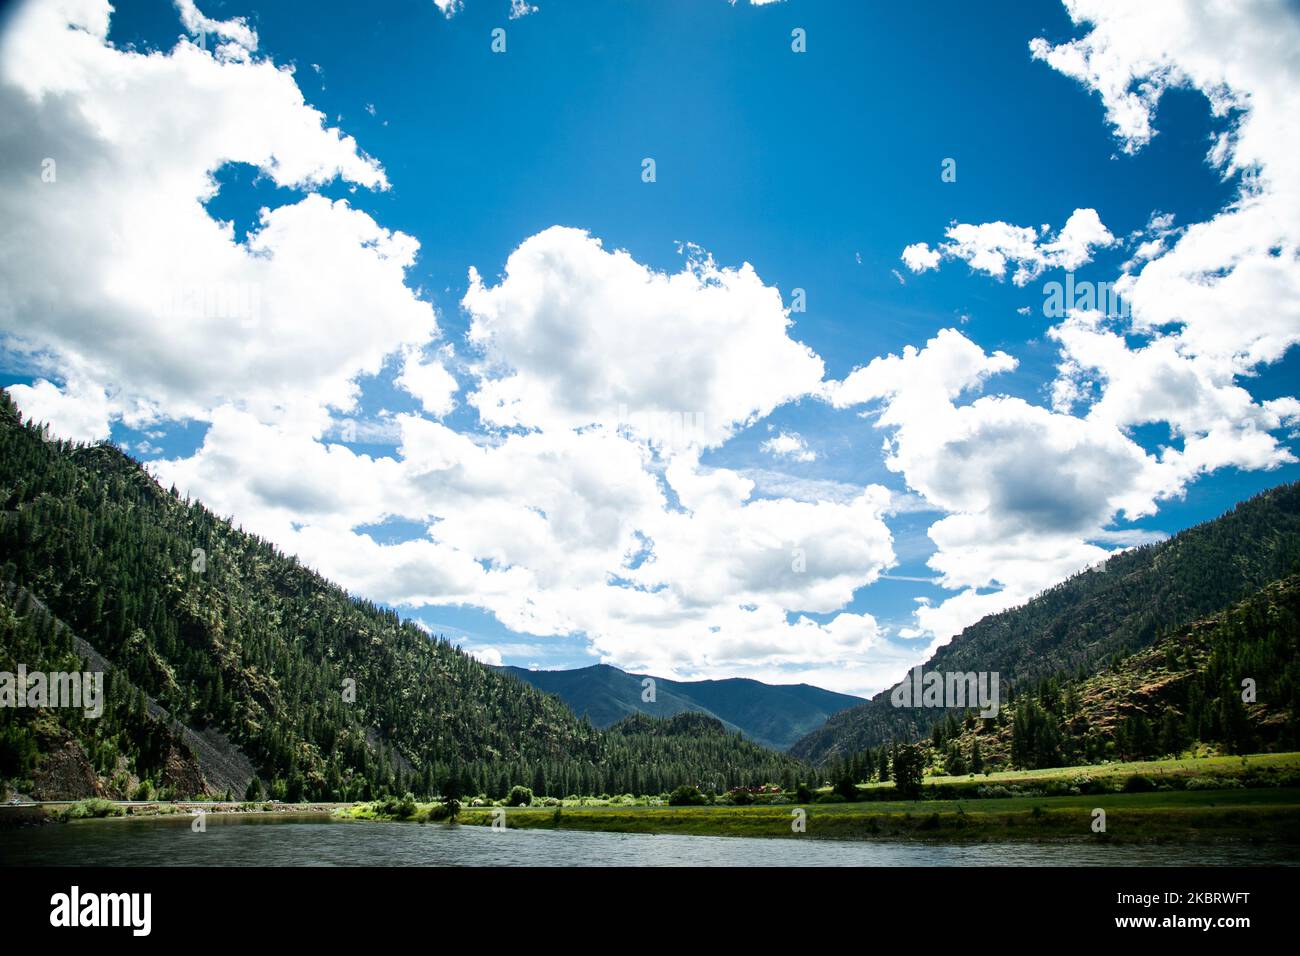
[0,799,349,828]
[338,787,1300,844]
[9,752,1300,843]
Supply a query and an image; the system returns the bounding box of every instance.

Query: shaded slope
[792,482,1300,763]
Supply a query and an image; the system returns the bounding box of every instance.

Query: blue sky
[2,0,1298,694]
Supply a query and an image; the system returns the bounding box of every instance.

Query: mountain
[602,711,808,793]
[0,390,804,801]
[499,662,863,750]
[923,573,1300,774]
[791,482,1300,764]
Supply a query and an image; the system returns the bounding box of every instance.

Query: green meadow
[337,752,1300,844]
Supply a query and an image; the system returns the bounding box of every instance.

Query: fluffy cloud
[7,374,111,443]
[901,208,1115,285]
[833,330,1171,645]
[0,0,439,438]
[463,227,824,447]
[760,431,816,462]
[1032,2,1300,371]
[1050,312,1299,491]
[174,0,258,53]
[396,346,460,418]
[900,242,941,273]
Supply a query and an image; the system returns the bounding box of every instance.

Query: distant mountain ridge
[791,481,1300,764]
[498,662,863,751]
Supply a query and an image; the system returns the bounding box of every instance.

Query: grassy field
[895,752,1300,794]
[443,788,1300,843]
[15,753,1299,844]
[334,752,1300,844]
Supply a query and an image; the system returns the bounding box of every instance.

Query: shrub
[815,793,846,804]
[61,798,124,820]
[506,786,533,807]
[668,785,707,806]
[1071,775,1108,795]
[428,798,459,821]
[1123,775,1157,793]
[730,789,755,805]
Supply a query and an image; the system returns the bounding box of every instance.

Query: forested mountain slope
[0,390,803,801]
[792,482,1300,764]
[812,574,1300,785]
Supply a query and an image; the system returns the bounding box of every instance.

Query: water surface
[2,814,1296,866]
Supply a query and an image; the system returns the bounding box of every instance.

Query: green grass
[899,752,1300,791]
[450,788,1300,843]
[337,752,1300,843]
[56,798,124,821]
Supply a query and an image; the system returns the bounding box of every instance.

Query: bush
[730,789,755,805]
[428,798,460,821]
[1186,776,1243,791]
[1071,775,1109,795]
[834,776,860,802]
[61,798,124,820]
[1123,775,1157,793]
[506,786,533,807]
[668,785,708,806]
[796,783,813,803]
[815,793,846,804]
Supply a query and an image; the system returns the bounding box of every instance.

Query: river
[2,814,1297,865]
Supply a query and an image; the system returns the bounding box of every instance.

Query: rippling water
[3,814,1297,866]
